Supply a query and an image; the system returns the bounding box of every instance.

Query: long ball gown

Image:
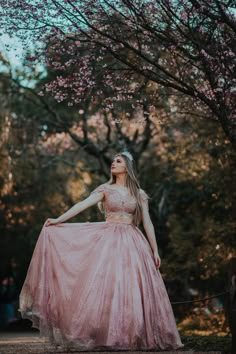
[19,183,183,350]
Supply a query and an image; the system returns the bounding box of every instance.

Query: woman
[19,151,183,350]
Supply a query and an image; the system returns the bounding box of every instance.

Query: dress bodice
[91,183,148,224]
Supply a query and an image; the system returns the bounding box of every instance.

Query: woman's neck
[114,174,126,186]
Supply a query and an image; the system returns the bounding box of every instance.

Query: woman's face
[111,155,127,175]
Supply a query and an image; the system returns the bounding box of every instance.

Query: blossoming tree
[1,0,235,145]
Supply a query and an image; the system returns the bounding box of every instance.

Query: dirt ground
[0,331,224,354]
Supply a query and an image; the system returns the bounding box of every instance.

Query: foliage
[0,0,235,144]
[179,307,228,335]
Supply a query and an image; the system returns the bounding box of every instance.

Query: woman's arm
[46,191,104,226]
[141,192,161,269]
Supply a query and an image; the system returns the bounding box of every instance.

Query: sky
[0,34,24,69]
[0,33,46,86]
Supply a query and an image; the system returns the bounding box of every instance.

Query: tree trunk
[218,109,236,148]
[225,258,236,354]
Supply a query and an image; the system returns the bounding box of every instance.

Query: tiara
[121,151,133,161]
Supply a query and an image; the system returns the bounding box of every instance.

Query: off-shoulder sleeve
[139,189,150,202]
[90,183,107,196]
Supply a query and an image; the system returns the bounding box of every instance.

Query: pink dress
[19,183,183,350]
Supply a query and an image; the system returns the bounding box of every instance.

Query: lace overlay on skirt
[19,183,183,350]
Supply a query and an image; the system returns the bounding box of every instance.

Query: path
[0,331,223,354]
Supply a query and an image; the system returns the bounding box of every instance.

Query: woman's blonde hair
[107,152,143,225]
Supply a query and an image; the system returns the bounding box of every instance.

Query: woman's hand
[153,250,161,269]
[45,218,60,227]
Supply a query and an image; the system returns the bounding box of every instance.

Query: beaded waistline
[105,211,133,225]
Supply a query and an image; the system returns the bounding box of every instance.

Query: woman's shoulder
[90,182,110,195]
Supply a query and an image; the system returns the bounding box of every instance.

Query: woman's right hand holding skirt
[45,218,60,226]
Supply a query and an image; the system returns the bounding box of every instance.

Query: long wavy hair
[106,152,143,225]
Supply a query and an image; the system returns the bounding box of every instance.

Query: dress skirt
[19,221,183,350]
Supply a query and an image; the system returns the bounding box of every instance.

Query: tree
[0,0,235,145]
